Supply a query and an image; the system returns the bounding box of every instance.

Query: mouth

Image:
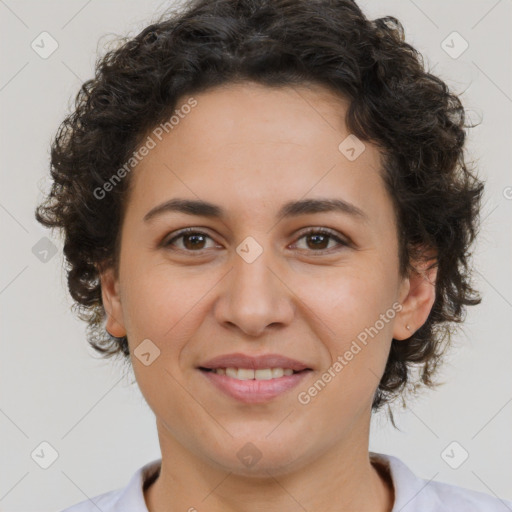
[199,367,309,379]
[198,367,313,403]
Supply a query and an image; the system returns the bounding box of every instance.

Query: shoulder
[370,451,512,512]
[59,459,162,512]
[427,478,512,511]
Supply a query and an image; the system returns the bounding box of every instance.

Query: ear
[393,250,438,341]
[98,265,127,338]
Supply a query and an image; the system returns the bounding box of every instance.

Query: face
[100,81,435,476]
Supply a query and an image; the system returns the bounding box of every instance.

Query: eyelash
[162,227,350,255]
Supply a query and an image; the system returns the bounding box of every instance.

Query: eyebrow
[143,197,369,224]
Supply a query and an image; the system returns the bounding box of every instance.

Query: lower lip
[199,369,312,403]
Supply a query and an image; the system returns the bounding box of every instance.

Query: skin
[99,81,437,512]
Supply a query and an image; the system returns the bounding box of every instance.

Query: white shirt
[60,452,512,511]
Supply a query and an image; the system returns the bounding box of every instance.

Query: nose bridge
[214,239,294,336]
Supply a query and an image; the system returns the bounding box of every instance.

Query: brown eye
[292,228,348,253]
[164,229,216,252]
[162,227,349,255]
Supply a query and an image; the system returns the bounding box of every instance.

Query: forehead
[125,81,394,230]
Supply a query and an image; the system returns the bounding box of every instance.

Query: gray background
[0,0,511,510]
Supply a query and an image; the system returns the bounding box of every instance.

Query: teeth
[255,369,272,380]
[214,367,296,380]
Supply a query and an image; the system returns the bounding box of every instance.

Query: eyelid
[162,227,221,250]
[293,226,349,244]
[290,227,351,253]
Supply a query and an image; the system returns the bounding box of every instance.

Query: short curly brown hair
[35,0,484,413]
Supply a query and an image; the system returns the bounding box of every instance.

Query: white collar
[71,452,511,511]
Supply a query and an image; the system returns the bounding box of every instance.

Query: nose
[213,248,295,337]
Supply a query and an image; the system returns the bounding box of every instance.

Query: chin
[205,440,312,478]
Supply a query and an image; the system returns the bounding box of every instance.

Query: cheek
[297,261,398,333]
[121,268,206,420]
[121,259,191,329]
[295,265,397,392]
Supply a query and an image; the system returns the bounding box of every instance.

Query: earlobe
[98,265,127,338]
[393,257,437,341]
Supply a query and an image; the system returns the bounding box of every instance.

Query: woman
[35,0,511,510]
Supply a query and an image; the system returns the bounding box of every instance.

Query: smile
[198,367,312,403]
[204,367,299,380]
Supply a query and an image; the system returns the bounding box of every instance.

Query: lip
[198,352,312,371]
[199,368,312,403]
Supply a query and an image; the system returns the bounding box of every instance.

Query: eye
[162,228,218,252]
[163,227,349,255]
[291,228,349,253]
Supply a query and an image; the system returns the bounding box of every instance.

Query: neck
[144,419,394,512]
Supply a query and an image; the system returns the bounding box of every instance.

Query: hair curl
[35,0,484,414]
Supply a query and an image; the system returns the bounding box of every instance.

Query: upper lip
[199,352,312,371]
